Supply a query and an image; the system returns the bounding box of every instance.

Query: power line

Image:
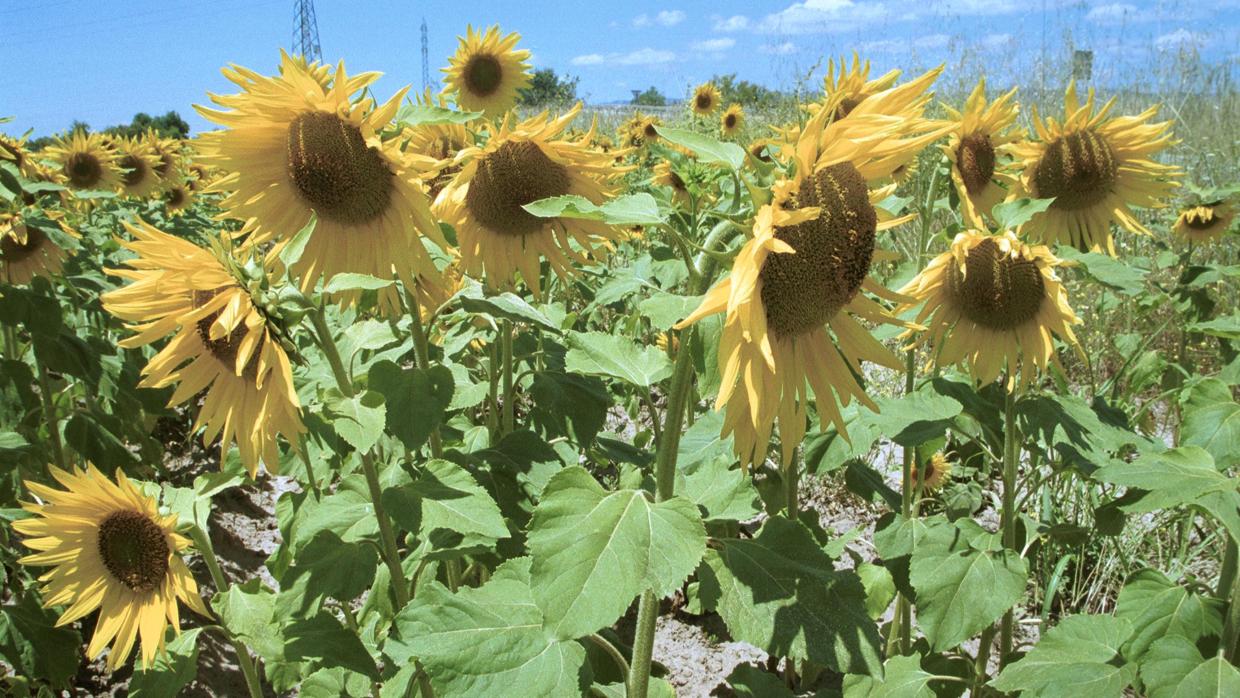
[292,0,322,63]
[421,17,432,92]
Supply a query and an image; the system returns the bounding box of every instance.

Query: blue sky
[3,0,1237,137]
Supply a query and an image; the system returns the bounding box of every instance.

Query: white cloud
[657,10,686,26]
[931,0,1020,14]
[633,13,651,27]
[573,48,678,66]
[692,37,736,52]
[862,33,949,53]
[1155,28,1206,50]
[713,14,750,32]
[982,33,1012,49]
[757,1,890,35]
[914,33,950,49]
[761,41,798,55]
[1086,3,1140,22]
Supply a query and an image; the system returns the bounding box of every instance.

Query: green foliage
[631,86,667,106]
[518,68,579,107]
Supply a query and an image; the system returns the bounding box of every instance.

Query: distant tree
[105,111,191,139]
[517,69,579,107]
[710,74,782,107]
[632,86,667,106]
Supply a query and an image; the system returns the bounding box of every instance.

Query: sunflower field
[1,22,1239,698]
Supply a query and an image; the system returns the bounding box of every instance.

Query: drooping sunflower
[821,54,900,121]
[942,79,1021,228]
[1,210,79,285]
[653,160,690,205]
[1172,185,1236,244]
[163,181,193,214]
[114,137,164,198]
[102,220,304,477]
[195,53,448,305]
[721,104,745,137]
[1,132,40,179]
[675,70,949,470]
[13,465,210,671]
[1012,83,1180,254]
[909,452,952,490]
[899,230,1080,389]
[146,134,181,186]
[442,25,532,118]
[46,131,121,191]
[692,83,721,115]
[434,104,623,294]
[403,89,475,199]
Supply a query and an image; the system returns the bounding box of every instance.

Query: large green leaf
[1140,635,1230,698]
[677,453,761,522]
[1174,656,1240,697]
[1020,392,1159,475]
[129,628,203,697]
[285,611,379,679]
[387,558,585,697]
[703,516,882,674]
[1095,447,1240,540]
[367,360,454,451]
[991,615,1135,696]
[0,591,82,688]
[323,388,386,453]
[276,531,379,615]
[843,654,936,698]
[1180,378,1240,470]
[527,467,706,640]
[288,478,380,553]
[869,388,963,447]
[394,103,482,127]
[638,292,704,331]
[523,193,666,225]
[564,331,674,388]
[655,126,746,169]
[1057,247,1148,295]
[457,283,561,332]
[909,518,1028,650]
[212,579,286,670]
[1114,568,1224,660]
[384,459,510,545]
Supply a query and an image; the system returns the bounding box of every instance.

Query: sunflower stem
[309,306,411,609]
[629,327,698,698]
[190,526,265,698]
[999,376,1020,666]
[34,349,69,472]
[501,319,515,435]
[404,286,443,458]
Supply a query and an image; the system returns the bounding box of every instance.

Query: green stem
[972,623,998,694]
[405,286,443,458]
[999,378,1020,666]
[190,527,265,698]
[501,319,515,435]
[893,347,917,653]
[309,307,411,608]
[588,633,631,680]
[34,349,68,471]
[1220,539,1240,662]
[628,590,659,698]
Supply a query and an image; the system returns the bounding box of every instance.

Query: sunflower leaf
[654,127,746,170]
[278,213,318,269]
[522,193,666,225]
[129,628,203,697]
[1056,247,1149,296]
[991,615,1136,696]
[1179,378,1240,470]
[285,610,379,680]
[843,654,937,698]
[393,103,483,128]
[527,467,706,640]
[324,388,387,454]
[1114,568,1224,661]
[367,360,454,451]
[322,273,396,294]
[992,196,1056,230]
[456,282,561,333]
[563,330,673,388]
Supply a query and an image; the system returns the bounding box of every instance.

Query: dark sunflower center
[0,226,43,264]
[286,111,395,225]
[1,140,23,168]
[759,162,877,338]
[945,237,1046,330]
[643,123,658,139]
[119,155,147,187]
[65,152,102,188]
[1032,129,1118,211]
[1185,208,1219,229]
[97,510,169,592]
[166,187,185,207]
[833,96,862,121]
[695,93,713,110]
[155,152,175,178]
[464,140,570,236]
[956,132,996,195]
[724,114,737,129]
[463,54,504,97]
[193,289,260,378]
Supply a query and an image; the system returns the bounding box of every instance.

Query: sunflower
[721,104,745,137]
[1,210,79,285]
[163,181,193,214]
[909,452,952,490]
[13,465,210,671]
[890,158,918,186]
[1174,202,1234,243]
[943,79,1021,228]
[46,131,121,191]
[821,54,900,121]
[747,140,774,167]
[434,104,622,295]
[114,137,164,198]
[102,219,304,477]
[653,160,691,206]
[403,89,475,199]
[442,25,532,118]
[146,134,181,186]
[1012,83,1180,254]
[675,70,948,470]
[899,230,1080,389]
[1,132,39,179]
[195,53,448,306]
[692,83,721,115]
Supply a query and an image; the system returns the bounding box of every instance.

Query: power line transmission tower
[292,0,323,63]
[421,17,432,92]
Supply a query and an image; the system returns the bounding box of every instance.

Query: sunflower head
[164,182,194,213]
[720,104,745,137]
[14,465,210,670]
[821,54,901,122]
[113,136,164,198]
[1,132,38,179]
[692,83,721,115]
[1,209,79,285]
[1172,183,1237,243]
[901,230,1081,388]
[910,452,953,490]
[1013,82,1180,253]
[47,131,121,191]
[443,25,532,118]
